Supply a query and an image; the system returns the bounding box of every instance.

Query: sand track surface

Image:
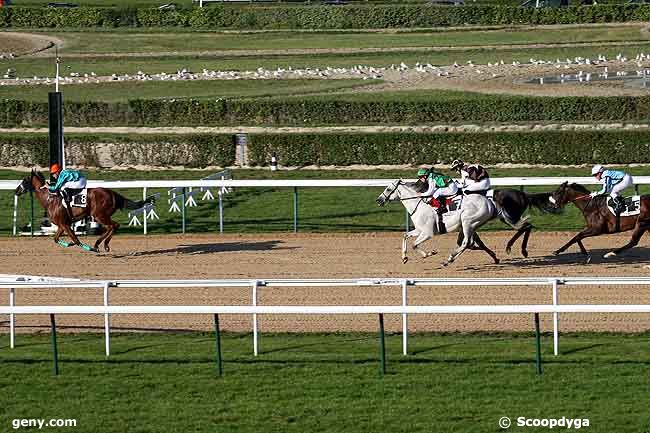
[2,231,650,334]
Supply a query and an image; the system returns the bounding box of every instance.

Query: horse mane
[569,183,591,194]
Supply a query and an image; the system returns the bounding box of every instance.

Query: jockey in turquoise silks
[48,163,87,203]
[590,165,633,215]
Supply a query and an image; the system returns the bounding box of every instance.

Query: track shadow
[114,240,297,257]
[560,343,606,355]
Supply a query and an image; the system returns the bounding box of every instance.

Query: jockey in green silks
[416,167,459,215]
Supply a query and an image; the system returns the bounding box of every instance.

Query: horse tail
[115,192,156,210]
[524,192,557,214]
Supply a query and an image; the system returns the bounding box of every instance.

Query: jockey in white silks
[450,159,491,195]
[590,164,634,214]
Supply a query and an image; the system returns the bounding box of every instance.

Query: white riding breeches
[61,178,87,191]
[610,174,633,198]
[432,183,459,199]
[463,178,491,192]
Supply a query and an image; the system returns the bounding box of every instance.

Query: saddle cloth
[62,188,88,209]
[429,195,462,212]
[607,195,640,216]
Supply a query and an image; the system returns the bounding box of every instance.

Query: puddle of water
[523,70,650,88]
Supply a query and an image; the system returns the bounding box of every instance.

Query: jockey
[48,163,87,205]
[590,165,633,214]
[416,167,459,215]
[450,159,491,195]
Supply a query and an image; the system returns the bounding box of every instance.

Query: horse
[549,181,650,260]
[492,189,558,258]
[15,170,155,253]
[376,179,499,266]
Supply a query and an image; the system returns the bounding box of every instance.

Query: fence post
[9,287,15,349]
[552,279,559,356]
[214,314,223,376]
[181,187,186,234]
[12,194,18,236]
[252,280,259,356]
[534,313,542,375]
[219,175,224,234]
[401,280,408,356]
[103,282,111,357]
[143,187,147,235]
[50,314,59,376]
[379,313,386,376]
[293,187,298,233]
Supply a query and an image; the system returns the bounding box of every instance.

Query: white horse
[376,179,499,266]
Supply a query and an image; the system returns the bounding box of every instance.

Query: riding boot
[436,197,447,234]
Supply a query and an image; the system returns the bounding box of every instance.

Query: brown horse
[15,170,155,253]
[550,181,650,260]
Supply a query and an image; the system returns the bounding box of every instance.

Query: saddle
[61,188,88,209]
[606,196,640,216]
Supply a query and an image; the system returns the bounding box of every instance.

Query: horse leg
[472,233,500,264]
[93,216,119,253]
[553,228,599,257]
[412,231,433,259]
[402,229,419,263]
[53,226,71,248]
[443,222,475,266]
[506,222,531,257]
[605,222,650,258]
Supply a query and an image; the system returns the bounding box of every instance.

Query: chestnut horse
[15,170,155,253]
[550,182,650,260]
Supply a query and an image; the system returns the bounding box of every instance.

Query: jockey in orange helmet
[48,163,87,204]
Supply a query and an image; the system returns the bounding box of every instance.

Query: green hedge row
[3,4,650,28]
[3,95,650,126]
[0,134,235,168]
[247,130,650,166]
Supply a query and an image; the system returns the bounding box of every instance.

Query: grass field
[2,167,650,236]
[40,26,650,53]
[1,332,649,433]
[0,78,375,102]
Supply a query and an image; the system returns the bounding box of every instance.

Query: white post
[402,280,408,355]
[12,195,18,236]
[104,282,110,356]
[9,287,15,349]
[143,187,148,235]
[552,279,559,356]
[219,175,224,234]
[252,280,259,356]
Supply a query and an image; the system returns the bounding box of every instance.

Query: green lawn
[38,26,650,54]
[0,78,375,102]
[3,167,650,236]
[1,332,649,433]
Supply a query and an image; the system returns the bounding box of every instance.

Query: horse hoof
[604,252,616,259]
[402,257,408,264]
[552,250,560,256]
[585,255,592,264]
[430,250,438,256]
[494,258,500,265]
[522,250,528,258]
[441,261,449,267]
[505,246,512,255]
[104,245,111,253]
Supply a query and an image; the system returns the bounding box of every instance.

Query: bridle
[379,180,428,217]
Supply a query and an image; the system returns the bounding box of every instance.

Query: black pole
[50,314,59,376]
[534,313,543,375]
[48,92,64,181]
[379,313,386,377]
[214,314,223,376]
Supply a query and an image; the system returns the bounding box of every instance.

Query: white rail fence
[4,277,650,360]
[4,176,650,235]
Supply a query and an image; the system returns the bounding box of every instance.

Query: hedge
[3,95,650,127]
[3,4,650,29]
[246,130,650,166]
[0,134,235,168]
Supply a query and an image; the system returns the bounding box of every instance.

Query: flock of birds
[2,52,650,85]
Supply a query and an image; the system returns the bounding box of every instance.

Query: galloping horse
[15,170,155,253]
[492,189,557,258]
[550,182,650,260]
[376,179,499,266]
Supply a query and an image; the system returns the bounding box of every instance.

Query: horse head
[376,179,403,207]
[16,170,46,196]
[550,181,591,209]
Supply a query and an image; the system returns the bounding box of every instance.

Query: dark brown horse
[550,182,650,260]
[15,170,155,253]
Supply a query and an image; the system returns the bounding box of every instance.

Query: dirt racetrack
[3,231,650,334]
